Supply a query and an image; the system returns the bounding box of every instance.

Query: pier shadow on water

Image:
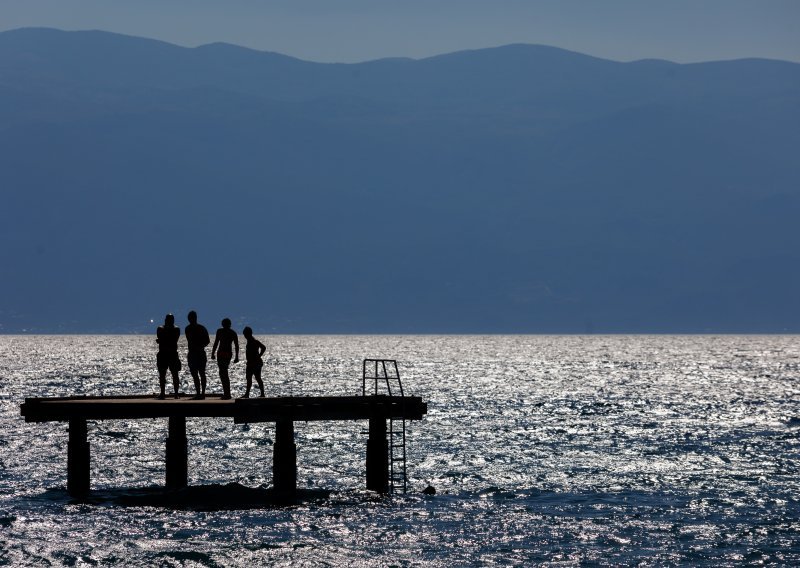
[37,483,332,510]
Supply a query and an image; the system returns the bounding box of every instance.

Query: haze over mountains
[1,28,799,333]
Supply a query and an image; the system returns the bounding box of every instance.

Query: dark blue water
[1,335,799,565]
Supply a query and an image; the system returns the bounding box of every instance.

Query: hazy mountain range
[1,28,798,333]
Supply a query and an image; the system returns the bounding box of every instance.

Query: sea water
[0,335,798,565]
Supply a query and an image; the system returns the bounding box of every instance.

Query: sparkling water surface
[1,335,799,565]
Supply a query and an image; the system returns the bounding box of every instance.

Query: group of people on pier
[155,311,266,400]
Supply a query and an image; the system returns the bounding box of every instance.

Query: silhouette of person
[242,326,266,398]
[211,317,239,400]
[185,310,210,400]
[156,313,181,400]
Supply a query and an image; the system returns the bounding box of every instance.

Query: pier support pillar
[67,418,90,497]
[165,416,188,490]
[273,419,297,494]
[366,417,388,493]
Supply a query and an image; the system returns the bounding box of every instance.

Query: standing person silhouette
[185,310,210,399]
[211,318,239,400]
[156,313,181,400]
[242,326,266,398]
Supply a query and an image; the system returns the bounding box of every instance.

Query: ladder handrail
[362,358,404,397]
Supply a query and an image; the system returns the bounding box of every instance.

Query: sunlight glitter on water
[1,335,799,565]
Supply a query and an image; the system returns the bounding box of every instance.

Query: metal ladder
[362,359,407,493]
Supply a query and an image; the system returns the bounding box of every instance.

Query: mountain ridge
[0,28,798,333]
[5,27,800,67]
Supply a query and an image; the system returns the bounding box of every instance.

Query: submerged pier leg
[273,419,297,494]
[67,418,90,497]
[165,416,188,490]
[366,417,388,493]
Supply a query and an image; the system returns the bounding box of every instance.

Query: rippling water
[1,335,799,565]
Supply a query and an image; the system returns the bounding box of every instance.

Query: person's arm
[211,331,219,359]
[233,333,240,363]
[203,328,210,347]
[258,340,266,358]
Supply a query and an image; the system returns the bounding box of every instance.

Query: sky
[1,0,798,64]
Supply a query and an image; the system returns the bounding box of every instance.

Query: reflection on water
[1,335,799,565]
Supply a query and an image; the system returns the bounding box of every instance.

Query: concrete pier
[165,416,188,490]
[67,418,90,496]
[21,394,427,498]
[273,419,297,494]
[366,417,388,493]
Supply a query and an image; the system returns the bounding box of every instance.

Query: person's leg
[199,368,207,396]
[190,368,201,396]
[219,359,231,399]
[158,369,166,399]
[199,353,208,397]
[171,365,180,398]
[244,369,252,398]
[255,368,265,397]
[221,370,231,399]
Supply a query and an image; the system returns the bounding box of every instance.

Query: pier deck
[21,393,426,422]
[20,394,427,498]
